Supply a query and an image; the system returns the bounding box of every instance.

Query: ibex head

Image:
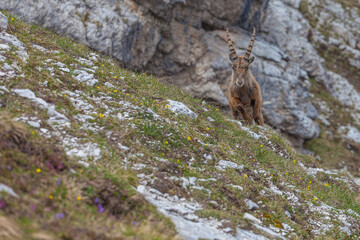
[226,28,256,88]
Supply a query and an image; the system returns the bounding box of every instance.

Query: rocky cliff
[1,0,359,147]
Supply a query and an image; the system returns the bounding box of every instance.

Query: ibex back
[226,28,264,126]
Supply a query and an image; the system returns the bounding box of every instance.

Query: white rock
[146,108,161,120]
[167,100,197,119]
[32,44,48,52]
[53,61,66,68]
[244,199,260,210]
[73,69,98,86]
[207,116,215,122]
[230,184,243,191]
[137,185,267,240]
[78,160,90,167]
[0,12,8,32]
[230,120,263,140]
[338,125,360,143]
[244,212,262,224]
[27,120,40,128]
[215,160,244,171]
[77,57,94,66]
[66,142,102,161]
[59,67,70,72]
[0,85,9,92]
[104,82,115,88]
[254,223,286,240]
[118,143,130,151]
[0,183,18,198]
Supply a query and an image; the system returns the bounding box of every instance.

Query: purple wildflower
[0,199,6,209]
[56,178,61,186]
[7,165,11,170]
[94,197,99,204]
[97,204,104,213]
[132,221,136,226]
[55,213,65,219]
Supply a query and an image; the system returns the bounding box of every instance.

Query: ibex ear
[248,56,255,64]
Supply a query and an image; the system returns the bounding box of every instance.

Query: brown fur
[226,28,264,126]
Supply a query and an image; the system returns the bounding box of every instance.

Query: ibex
[226,28,264,126]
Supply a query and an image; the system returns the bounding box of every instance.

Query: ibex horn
[226,29,238,63]
[244,27,256,62]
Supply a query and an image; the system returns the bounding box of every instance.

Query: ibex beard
[226,28,264,126]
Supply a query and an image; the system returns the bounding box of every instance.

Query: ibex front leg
[253,99,264,126]
[230,97,252,124]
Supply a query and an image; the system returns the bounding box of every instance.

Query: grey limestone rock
[0,12,7,31]
[3,0,359,144]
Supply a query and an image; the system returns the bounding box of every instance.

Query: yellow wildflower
[244,174,248,178]
[187,136,191,141]
[49,195,53,199]
[99,113,105,118]
[64,94,67,97]
[162,153,165,156]
[97,86,100,89]
[126,93,130,96]
[205,143,207,146]
[101,64,104,67]
[36,168,41,173]
[324,183,329,187]
[216,109,219,111]
[309,181,311,184]
[11,18,14,21]
[134,99,137,101]
[77,196,82,200]
[314,197,317,201]
[94,113,98,115]
[177,159,180,163]
[293,160,296,163]
[32,131,35,135]
[165,141,168,144]
[260,145,264,148]
[113,89,117,93]
[206,127,210,131]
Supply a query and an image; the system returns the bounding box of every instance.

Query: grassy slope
[299,0,360,176]
[1,12,360,240]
